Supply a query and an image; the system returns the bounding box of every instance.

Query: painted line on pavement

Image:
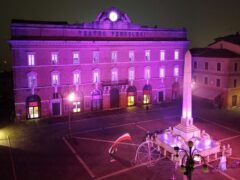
[95,157,165,180]
[71,115,179,136]
[207,163,236,180]
[62,137,96,178]
[74,137,139,146]
[196,116,240,134]
[219,135,240,143]
[135,124,148,132]
[7,136,17,180]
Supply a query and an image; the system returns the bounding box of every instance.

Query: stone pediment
[82,7,141,29]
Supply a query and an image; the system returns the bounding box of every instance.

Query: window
[174,50,179,60]
[204,77,208,85]
[51,71,60,86]
[128,67,135,81]
[111,51,117,62]
[193,61,197,69]
[93,51,99,63]
[73,52,79,64]
[145,50,150,61]
[144,67,150,80]
[174,67,179,76]
[234,63,238,71]
[160,50,165,61]
[234,79,237,88]
[205,62,208,70]
[73,70,80,85]
[73,102,81,112]
[160,67,165,78]
[216,79,221,87]
[27,72,37,88]
[51,53,58,65]
[129,50,134,62]
[217,63,221,71]
[28,53,35,66]
[93,70,100,83]
[111,68,118,81]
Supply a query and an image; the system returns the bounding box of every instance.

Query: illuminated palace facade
[9,7,188,120]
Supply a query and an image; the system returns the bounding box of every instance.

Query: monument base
[173,123,201,141]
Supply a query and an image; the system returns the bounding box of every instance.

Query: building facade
[9,7,189,120]
[191,32,240,108]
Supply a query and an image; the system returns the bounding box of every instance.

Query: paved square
[64,115,240,180]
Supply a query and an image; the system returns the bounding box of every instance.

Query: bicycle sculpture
[134,131,162,166]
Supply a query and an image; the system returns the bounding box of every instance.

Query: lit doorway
[128,96,135,106]
[26,94,41,119]
[143,84,152,104]
[232,95,237,107]
[73,101,81,112]
[28,105,39,118]
[127,86,137,106]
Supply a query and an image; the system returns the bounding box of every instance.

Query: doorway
[110,88,119,108]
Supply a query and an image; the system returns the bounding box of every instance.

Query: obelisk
[173,50,200,141]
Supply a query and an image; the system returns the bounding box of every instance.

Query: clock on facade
[109,11,118,22]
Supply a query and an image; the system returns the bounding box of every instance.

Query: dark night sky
[1,0,240,71]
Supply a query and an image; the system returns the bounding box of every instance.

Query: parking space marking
[219,135,240,143]
[62,137,96,178]
[197,116,240,134]
[207,163,236,180]
[95,157,165,180]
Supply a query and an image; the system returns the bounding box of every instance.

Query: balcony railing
[101,79,128,86]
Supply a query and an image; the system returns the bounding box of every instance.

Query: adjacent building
[191,32,240,108]
[9,7,189,120]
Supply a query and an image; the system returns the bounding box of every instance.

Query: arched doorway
[127,86,137,106]
[92,89,103,111]
[172,82,180,100]
[110,88,119,108]
[26,94,41,119]
[143,85,152,104]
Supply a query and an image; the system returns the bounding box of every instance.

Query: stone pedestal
[173,123,201,141]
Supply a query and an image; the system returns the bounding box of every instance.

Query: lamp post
[68,92,75,138]
[174,141,208,180]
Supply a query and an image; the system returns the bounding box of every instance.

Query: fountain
[155,51,231,162]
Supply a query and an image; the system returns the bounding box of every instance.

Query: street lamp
[68,92,75,137]
[174,141,208,180]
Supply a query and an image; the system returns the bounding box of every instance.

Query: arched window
[27,71,37,88]
[160,67,165,78]
[174,66,179,77]
[160,50,165,61]
[73,70,80,85]
[28,52,35,66]
[128,67,135,81]
[73,52,79,64]
[145,50,150,61]
[174,50,179,60]
[144,66,151,80]
[51,71,60,86]
[111,68,118,81]
[93,69,100,83]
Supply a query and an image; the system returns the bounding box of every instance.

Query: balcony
[101,79,128,86]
